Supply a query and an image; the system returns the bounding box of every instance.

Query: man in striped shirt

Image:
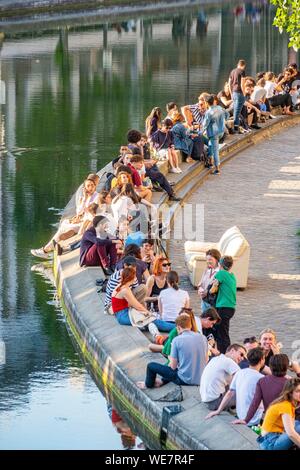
[104,256,139,308]
[181,95,207,126]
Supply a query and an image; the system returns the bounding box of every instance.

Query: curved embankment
[54,114,300,450]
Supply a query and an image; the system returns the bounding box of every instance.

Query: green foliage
[270,0,300,50]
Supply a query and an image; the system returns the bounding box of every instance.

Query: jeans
[115,308,132,326]
[214,307,235,354]
[201,135,212,156]
[208,134,222,168]
[145,362,187,388]
[258,421,300,450]
[233,92,245,127]
[153,319,176,332]
[146,166,173,196]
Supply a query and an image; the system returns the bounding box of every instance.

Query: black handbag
[202,283,218,307]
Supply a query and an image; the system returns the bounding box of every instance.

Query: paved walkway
[170,125,300,358]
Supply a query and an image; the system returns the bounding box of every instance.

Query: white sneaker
[148,322,159,339]
[30,248,51,259]
[169,168,178,173]
[269,114,278,119]
[176,167,182,173]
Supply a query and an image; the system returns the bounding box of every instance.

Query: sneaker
[148,322,159,339]
[169,194,181,201]
[30,248,51,259]
[176,167,182,173]
[269,114,278,119]
[212,169,220,175]
[250,124,261,130]
[169,168,178,173]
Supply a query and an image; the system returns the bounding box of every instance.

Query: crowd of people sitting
[30,60,300,450]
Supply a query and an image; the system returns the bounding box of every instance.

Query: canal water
[0,1,297,449]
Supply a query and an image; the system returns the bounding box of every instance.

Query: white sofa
[184,226,250,288]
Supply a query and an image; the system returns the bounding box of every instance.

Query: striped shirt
[189,103,206,125]
[104,269,139,307]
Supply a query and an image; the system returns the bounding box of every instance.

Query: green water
[0,1,297,449]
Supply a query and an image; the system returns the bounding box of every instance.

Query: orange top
[262,400,295,434]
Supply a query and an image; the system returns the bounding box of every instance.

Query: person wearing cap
[210,255,237,353]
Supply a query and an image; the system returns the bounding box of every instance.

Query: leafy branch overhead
[271,0,300,50]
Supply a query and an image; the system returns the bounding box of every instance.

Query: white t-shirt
[264,81,276,99]
[230,368,264,426]
[200,354,239,402]
[111,195,137,223]
[159,287,189,322]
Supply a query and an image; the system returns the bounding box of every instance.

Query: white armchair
[184,226,250,288]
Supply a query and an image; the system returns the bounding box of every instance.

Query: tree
[271,0,300,51]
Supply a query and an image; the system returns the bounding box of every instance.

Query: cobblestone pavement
[169,125,300,358]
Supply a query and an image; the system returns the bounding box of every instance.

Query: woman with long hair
[258,378,300,450]
[111,266,149,325]
[145,256,171,308]
[149,307,199,353]
[155,271,190,332]
[145,107,162,138]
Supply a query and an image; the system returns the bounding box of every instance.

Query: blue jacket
[171,123,193,155]
[202,105,228,138]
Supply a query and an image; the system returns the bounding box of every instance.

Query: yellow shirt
[262,400,295,434]
[111,178,117,189]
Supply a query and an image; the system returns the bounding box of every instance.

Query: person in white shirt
[31,176,99,259]
[200,343,246,410]
[205,347,265,424]
[155,271,190,332]
[198,248,221,312]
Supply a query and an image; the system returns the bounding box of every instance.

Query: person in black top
[229,59,246,133]
[145,256,171,310]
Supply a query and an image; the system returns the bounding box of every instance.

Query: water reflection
[0,1,298,449]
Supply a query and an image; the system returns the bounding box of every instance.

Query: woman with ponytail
[155,271,190,332]
[111,266,148,325]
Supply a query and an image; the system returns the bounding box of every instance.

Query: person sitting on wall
[126,129,181,201]
[79,215,119,275]
[150,119,182,173]
[137,313,208,389]
[31,176,99,259]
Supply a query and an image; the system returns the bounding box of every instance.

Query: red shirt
[111,296,129,313]
[127,163,142,187]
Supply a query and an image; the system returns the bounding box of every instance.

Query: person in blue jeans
[202,95,228,175]
[137,314,208,389]
[258,378,300,450]
[229,59,246,133]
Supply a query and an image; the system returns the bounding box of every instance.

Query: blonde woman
[258,378,300,450]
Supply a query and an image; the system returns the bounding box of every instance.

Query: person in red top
[123,154,152,202]
[111,266,150,325]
